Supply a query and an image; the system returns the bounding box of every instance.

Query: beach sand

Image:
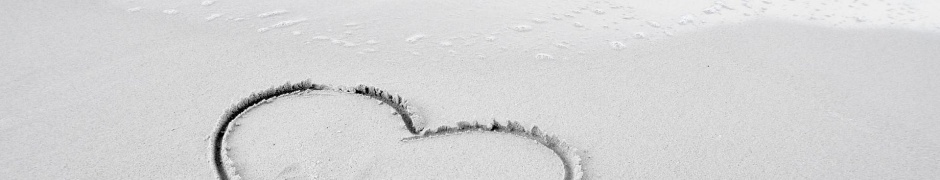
[2,0,939,179]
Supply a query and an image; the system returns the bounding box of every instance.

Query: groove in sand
[209,81,583,179]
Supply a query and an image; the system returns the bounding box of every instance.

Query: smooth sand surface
[227,92,562,179]
[2,0,939,179]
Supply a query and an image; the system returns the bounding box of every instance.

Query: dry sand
[2,0,939,179]
[226,91,563,179]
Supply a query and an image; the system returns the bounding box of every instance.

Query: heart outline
[209,80,584,179]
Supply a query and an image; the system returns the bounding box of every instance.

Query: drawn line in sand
[404,120,584,180]
[210,80,584,180]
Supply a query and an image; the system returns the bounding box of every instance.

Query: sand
[2,0,939,179]
[224,90,564,179]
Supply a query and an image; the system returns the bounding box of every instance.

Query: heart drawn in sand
[209,81,583,180]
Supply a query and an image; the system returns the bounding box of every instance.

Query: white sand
[227,92,562,179]
[2,0,939,179]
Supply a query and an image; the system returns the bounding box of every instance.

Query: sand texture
[2,0,940,179]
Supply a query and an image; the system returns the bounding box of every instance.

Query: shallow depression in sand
[224,91,563,179]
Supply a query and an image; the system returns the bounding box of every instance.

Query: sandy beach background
[2,0,939,179]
